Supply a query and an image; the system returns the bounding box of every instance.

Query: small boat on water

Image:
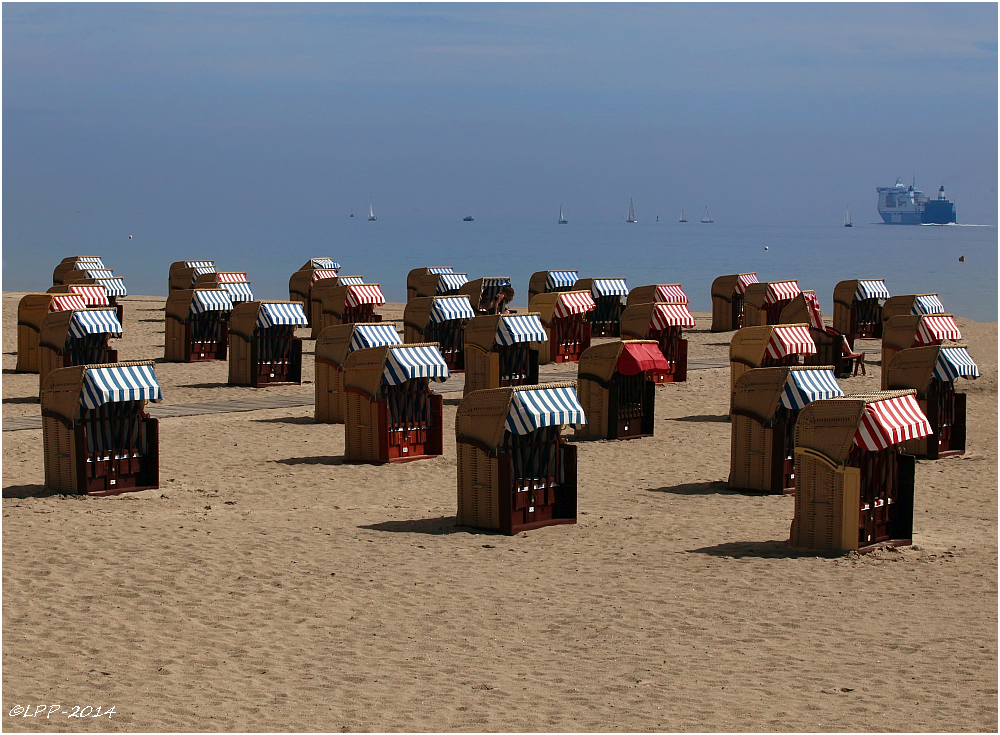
[463,215,474,222]
[367,200,377,221]
[350,208,354,218]
[626,198,638,223]
[558,205,568,224]
[844,207,853,227]
[679,209,688,222]
[701,207,713,223]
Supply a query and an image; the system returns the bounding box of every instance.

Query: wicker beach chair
[342,343,449,463]
[228,301,308,386]
[308,276,365,337]
[410,271,470,299]
[881,313,962,389]
[527,270,579,302]
[790,390,931,553]
[625,283,688,308]
[52,256,107,286]
[778,291,862,377]
[620,301,696,382]
[16,293,89,374]
[168,260,217,292]
[314,323,401,424]
[41,361,162,495]
[456,382,585,534]
[403,296,475,372]
[60,272,127,322]
[881,293,945,323]
[38,308,122,396]
[406,266,455,302]
[193,271,254,309]
[729,324,817,408]
[833,279,890,343]
[577,277,629,337]
[576,340,669,440]
[711,273,759,332]
[528,291,595,365]
[320,283,386,338]
[164,289,232,362]
[463,313,547,395]
[884,344,979,459]
[457,277,514,315]
[288,258,341,326]
[743,280,801,327]
[730,366,842,494]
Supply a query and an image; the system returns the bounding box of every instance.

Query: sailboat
[679,209,688,223]
[701,206,713,223]
[626,198,638,223]
[349,208,354,218]
[367,199,377,221]
[558,205,568,224]
[844,207,853,227]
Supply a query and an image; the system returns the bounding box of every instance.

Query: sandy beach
[2,291,996,732]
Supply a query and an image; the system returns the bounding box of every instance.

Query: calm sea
[4,216,997,322]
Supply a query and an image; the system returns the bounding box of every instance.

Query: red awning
[617,342,670,376]
[802,291,824,329]
[655,284,688,303]
[68,285,110,307]
[735,273,759,295]
[311,268,340,283]
[49,294,89,312]
[855,394,932,451]
[915,315,961,345]
[764,280,801,305]
[347,284,386,307]
[765,325,816,359]
[553,291,596,318]
[650,302,696,329]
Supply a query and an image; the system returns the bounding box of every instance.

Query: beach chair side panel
[456,442,502,530]
[314,360,345,424]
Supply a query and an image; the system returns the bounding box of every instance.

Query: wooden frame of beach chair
[342,343,446,463]
[306,276,363,337]
[41,361,161,496]
[789,390,926,553]
[463,313,545,395]
[619,301,694,382]
[16,293,88,374]
[164,290,231,362]
[577,277,629,337]
[228,301,306,387]
[527,270,579,302]
[743,280,800,327]
[881,293,945,324]
[314,323,401,424]
[455,382,581,534]
[321,283,386,336]
[288,258,340,326]
[38,309,121,396]
[528,291,594,365]
[168,260,216,292]
[711,273,760,332]
[411,272,470,299]
[625,284,689,308]
[457,277,514,315]
[885,345,977,459]
[833,279,889,344]
[576,341,667,440]
[403,296,473,372]
[730,366,840,494]
[881,313,962,389]
[59,273,127,323]
[729,324,815,408]
[53,256,107,285]
[406,267,454,302]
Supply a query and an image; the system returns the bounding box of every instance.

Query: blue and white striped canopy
[74,258,106,270]
[505,386,587,435]
[68,310,123,339]
[84,269,116,279]
[545,271,579,290]
[349,324,402,352]
[81,364,162,409]
[193,266,217,278]
[190,290,234,314]
[482,277,512,289]
[338,276,365,286]
[496,314,548,346]
[933,347,980,382]
[912,294,945,315]
[591,278,629,297]
[96,278,128,297]
[184,261,215,269]
[429,297,476,323]
[311,258,340,270]
[383,345,450,385]
[221,282,254,302]
[257,302,309,328]
[428,266,454,274]
[855,279,890,301]
[437,273,469,293]
[780,369,844,410]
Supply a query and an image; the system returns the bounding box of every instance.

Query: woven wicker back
[731,367,789,424]
[527,271,550,301]
[624,285,661,306]
[41,360,157,425]
[407,267,451,301]
[884,345,942,395]
[779,292,816,326]
[18,294,57,332]
[343,342,441,399]
[321,284,354,321]
[619,302,655,339]
[882,315,923,352]
[577,341,626,384]
[412,273,443,299]
[165,290,197,323]
[729,325,775,367]
[228,301,263,341]
[742,282,769,312]
[527,292,561,324]
[881,294,917,322]
[832,280,859,334]
[53,257,101,285]
[60,272,105,288]
[712,274,739,302]
[464,314,505,351]
[168,267,199,291]
[315,324,365,367]
[403,297,435,339]
[456,380,577,451]
[795,389,916,465]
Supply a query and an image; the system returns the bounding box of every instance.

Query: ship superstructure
[877,179,956,224]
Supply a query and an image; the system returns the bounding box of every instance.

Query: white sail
[627,198,637,223]
[701,206,713,223]
[368,199,376,221]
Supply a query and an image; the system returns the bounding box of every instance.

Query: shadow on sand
[360,516,490,536]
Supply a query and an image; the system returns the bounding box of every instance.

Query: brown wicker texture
[411,273,466,299]
[729,324,808,399]
[168,267,202,291]
[227,300,301,386]
[402,297,436,342]
[832,280,860,335]
[527,271,551,302]
[163,289,228,362]
[309,277,357,337]
[314,323,380,423]
[38,308,120,391]
[741,282,770,327]
[406,267,452,302]
[575,341,658,440]
[881,314,951,389]
[16,294,59,373]
[882,294,938,323]
[778,291,818,326]
[288,259,332,319]
[463,314,541,396]
[795,389,916,465]
[343,343,439,399]
[711,274,740,332]
[619,302,658,339]
[456,381,577,452]
[623,284,674,307]
[53,257,103,286]
[41,360,157,426]
[228,301,263,341]
[463,314,505,352]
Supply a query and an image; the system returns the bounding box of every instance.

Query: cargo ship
[877,179,956,224]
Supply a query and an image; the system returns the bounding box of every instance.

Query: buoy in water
[764,246,769,251]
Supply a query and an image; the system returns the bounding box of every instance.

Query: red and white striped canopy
[764,280,801,305]
[735,273,759,295]
[49,294,88,312]
[915,315,961,345]
[765,325,816,359]
[68,285,110,307]
[854,394,932,452]
[802,290,824,330]
[651,302,696,329]
[311,269,340,284]
[553,291,596,318]
[655,284,689,304]
[346,284,386,307]
[217,272,249,284]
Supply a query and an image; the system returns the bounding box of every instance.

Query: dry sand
[2,292,997,732]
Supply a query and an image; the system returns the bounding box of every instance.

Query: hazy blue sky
[3,3,997,293]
